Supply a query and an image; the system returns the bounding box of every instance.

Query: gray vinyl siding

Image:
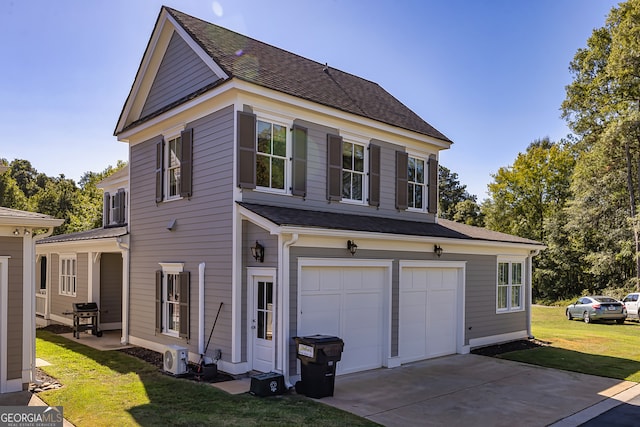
[241,118,437,223]
[4,237,23,381]
[286,247,526,375]
[129,105,234,360]
[141,31,220,118]
[100,253,122,325]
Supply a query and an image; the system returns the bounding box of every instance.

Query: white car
[622,293,640,320]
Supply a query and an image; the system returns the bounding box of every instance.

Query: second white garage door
[400,266,459,363]
[298,265,387,375]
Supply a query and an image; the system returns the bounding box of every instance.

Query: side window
[496,259,524,313]
[408,156,425,210]
[155,129,193,203]
[156,263,190,338]
[59,256,77,297]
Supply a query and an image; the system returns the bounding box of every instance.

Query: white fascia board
[0,218,63,230]
[35,238,124,254]
[237,205,281,234]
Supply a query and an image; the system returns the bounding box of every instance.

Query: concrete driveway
[321,354,640,427]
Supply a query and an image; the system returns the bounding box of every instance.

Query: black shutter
[327,134,343,201]
[395,151,408,210]
[103,192,110,227]
[116,189,126,225]
[155,270,162,333]
[237,111,256,189]
[155,139,164,203]
[368,144,380,207]
[291,125,308,197]
[180,128,193,198]
[178,271,190,339]
[428,156,438,214]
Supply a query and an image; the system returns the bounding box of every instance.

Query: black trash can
[294,334,344,398]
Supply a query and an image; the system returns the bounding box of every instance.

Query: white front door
[251,276,274,372]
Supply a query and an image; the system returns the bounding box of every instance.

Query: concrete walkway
[321,354,640,427]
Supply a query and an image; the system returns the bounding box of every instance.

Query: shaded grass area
[36,330,378,427]
[498,305,640,382]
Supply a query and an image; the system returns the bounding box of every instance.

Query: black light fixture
[434,244,443,258]
[13,228,20,236]
[251,241,265,262]
[347,240,358,256]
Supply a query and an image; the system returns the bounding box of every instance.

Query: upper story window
[167,136,182,199]
[155,129,193,203]
[104,188,126,227]
[256,120,287,191]
[497,258,524,313]
[408,156,425,210]
[342,141,365,201]
[59,256,76,297]
[238,111,308,197]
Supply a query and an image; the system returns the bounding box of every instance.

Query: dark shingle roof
[164,7,451,142]
[37,226,128,244]
[239,203,543,246]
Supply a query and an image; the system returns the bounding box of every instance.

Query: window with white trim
[256,120,287,191]
[166,135,182,199]
[156,263,189,338]
[342,141,365,201]
[59,256,76,297]
[497,259,524,312]
[408,155,425,210]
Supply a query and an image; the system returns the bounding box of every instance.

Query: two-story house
[35,166,129,336]
[113,7,543,383]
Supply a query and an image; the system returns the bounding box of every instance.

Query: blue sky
[0,0,619,199]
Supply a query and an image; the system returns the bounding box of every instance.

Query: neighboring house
[0,207,62,393]
[35,166,129,340]
[112,7,544,382]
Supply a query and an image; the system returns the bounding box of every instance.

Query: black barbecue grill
[71,302,102,339]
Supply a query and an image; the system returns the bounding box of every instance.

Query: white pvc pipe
[198,262,205,356]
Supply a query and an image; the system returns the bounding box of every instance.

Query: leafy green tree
[482,138,576,299]
[439,165,482,225]
[562,0,640,289]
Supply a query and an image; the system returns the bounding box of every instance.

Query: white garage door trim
[399,261,466,364]
[297,258,392,375]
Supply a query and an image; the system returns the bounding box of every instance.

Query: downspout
[527,249,540,339]
[198,262,206,357]
[31,227,56,385]
[279,233,298,388]
[117,236,130,345]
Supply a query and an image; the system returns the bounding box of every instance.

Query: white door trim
[246,267,276,372]
[399,260,467,357]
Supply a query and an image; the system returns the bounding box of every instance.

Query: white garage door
[299,266,386,375]
[400,267,458,363]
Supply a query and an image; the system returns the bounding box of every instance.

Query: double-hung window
[256,120,287,191]
[342,141,365,201]
[59,256,76,297]
[156,263,190,338]
[408,156,425,210]
[497,258,524,312]
[155,128,193,203]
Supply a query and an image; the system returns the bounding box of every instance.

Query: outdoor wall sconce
[251,241,265,263]
[434,244,443,258]
[13,228,20,236]
[23,228,30,236]
[347,240,358,256]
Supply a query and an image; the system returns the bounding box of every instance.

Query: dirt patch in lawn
[471,339,550,357]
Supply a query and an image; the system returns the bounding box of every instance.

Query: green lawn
[500,305,640,382]
[35,330,378,427]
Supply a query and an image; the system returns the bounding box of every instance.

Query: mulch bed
[470,338,550,357]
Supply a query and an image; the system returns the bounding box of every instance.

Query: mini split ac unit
[163,345,188,375]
